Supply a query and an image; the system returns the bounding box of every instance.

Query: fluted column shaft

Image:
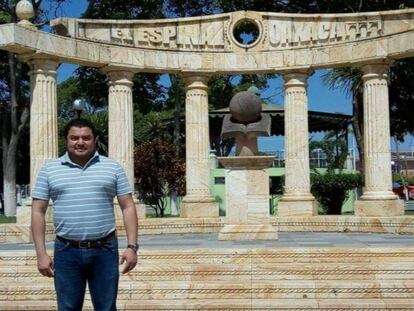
[183,75,212,199]
[277,71,316,216]
[281,72,314,201]
[29,59,59,188]
[360,64,396,200]
[180,74,218,218]
[107,70,135,187]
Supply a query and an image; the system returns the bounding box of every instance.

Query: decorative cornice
[1,23,412,73]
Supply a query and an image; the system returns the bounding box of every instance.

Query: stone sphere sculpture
[16,0,35,21]
[229,91,262,123]
[221,89,271,156]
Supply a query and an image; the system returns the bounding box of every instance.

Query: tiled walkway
[0,232,413,251]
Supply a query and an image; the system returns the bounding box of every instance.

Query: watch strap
[127,243,139,253]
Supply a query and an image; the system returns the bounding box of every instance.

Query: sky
[41,0,414,154]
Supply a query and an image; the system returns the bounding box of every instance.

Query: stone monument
[0,6,411,242]
[221,87,271,156]
[218,89,277,240]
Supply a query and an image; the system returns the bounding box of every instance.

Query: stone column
[180,74,218,218]
[106,69,145,219]
[278,71,317,216]
[106,70,135,187]
[19,58,59,228]
[29,59,59,189]
[355,63,404,216]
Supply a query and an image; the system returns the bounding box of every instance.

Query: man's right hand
[37,253,54,277]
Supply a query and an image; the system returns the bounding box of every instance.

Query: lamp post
[72,99,86,118]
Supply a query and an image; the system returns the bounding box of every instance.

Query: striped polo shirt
[32,152,132,241]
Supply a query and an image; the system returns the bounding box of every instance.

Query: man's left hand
[120,248,138,274]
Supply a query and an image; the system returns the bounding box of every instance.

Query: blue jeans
[54,237,119,311]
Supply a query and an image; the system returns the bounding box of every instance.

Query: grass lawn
[0,216,16,224]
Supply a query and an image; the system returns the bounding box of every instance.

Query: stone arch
[1,9,412,217]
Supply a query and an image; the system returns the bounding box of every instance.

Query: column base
[135,198,146,219]
[16,204,32,225]
[0,224,31,243]
[277,200,318,217]
[354,199,405,216]
[218,224,278,241]
[180,196,219,218]
[360,191,398,200]
[114,197,145,221]
[18,198,53,224]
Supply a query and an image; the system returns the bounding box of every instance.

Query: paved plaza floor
[0,232,413,251]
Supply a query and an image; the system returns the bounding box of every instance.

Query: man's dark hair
[64,118,98,138]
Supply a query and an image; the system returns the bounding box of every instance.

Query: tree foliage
[389,58,414,139]
[68,0,167,132]
[0,0,46,215]
[317,1,414,174]
[134,139,186,216]
[83,0,164,19]
[310,133,363,215]
[311,173,363,215]
[309,133,349,174]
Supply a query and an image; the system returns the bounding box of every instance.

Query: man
[31,118,138,311]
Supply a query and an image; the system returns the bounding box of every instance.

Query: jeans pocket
[102,238,119,254]
[54,239,70,253]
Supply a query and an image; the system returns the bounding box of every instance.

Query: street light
[72,99,86,118]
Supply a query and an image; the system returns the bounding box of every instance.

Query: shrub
[393,174,414,186]
[311,173,363,214]
[134,139,185,217]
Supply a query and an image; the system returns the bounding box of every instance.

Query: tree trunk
[153,206,159,217]
[1,101,9,215]
[3,153,16,216]
[170,192,179,216]
[2,52,30,216]
[168,74,181,157]
[2,52,18,216]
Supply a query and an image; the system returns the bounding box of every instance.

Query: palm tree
[322,68,364,172]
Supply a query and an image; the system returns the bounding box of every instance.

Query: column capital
[182,73,210,91]
[283,70,311,87]
[103,68,135,87]
[19,55,59,74]
[360,62,390,80]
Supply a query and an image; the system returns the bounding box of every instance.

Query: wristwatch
[127,243,139,253]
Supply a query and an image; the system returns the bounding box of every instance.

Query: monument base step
[218,224,278,240]
[1,247,414,309]
[1,215,414,244]
[2,299,414,310]
[277,200,318,217]
[354,199,405,216]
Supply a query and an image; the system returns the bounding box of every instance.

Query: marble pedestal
[217,156,278,241]
[277,200,318,217]
[354,199,405,216]
[180,198,219,218]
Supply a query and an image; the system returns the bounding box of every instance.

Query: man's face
[66,126,96,161]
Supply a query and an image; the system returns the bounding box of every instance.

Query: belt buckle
[78,241,91,248]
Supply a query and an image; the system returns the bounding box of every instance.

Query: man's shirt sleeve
[31,165,50,200]
[116,164,133,196]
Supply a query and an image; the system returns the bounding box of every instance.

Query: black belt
[56,231,116,249]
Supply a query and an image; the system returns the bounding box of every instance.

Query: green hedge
[311,173,363,215]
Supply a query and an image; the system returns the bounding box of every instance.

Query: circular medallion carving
[231,18,262,49]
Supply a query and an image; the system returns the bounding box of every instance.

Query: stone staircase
[1,247,414,310]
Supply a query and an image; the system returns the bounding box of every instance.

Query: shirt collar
[60,151,100,168]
